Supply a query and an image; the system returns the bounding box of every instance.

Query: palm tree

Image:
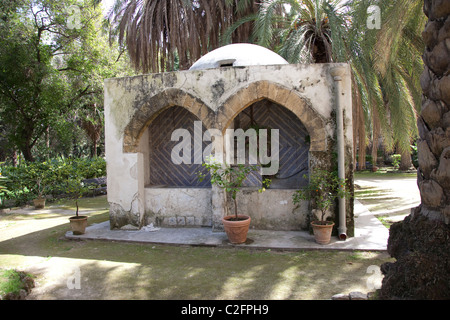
[110,0,425,172]
[247,0,425,171]
[224,0,371,168]
[267,0,347,63]
[108,0,258,73]
[370,0,425,170]
[80,103,103,157]
[378,0,450,299]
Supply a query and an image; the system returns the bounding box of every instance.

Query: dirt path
[354,172,420,223]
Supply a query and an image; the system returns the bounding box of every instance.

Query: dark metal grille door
[149,106,211,187]
[236,100,310,188]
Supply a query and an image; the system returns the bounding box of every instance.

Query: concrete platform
[65,200,389,251]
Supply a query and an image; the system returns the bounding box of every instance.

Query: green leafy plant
[198,157,270,221]
[292,169,351,225]
[23,162,52,199]
[0,269,34,299]
[411,142,418,168]
[391,154,401,169]
[0,171,9,207]
[0,157,106,207]
[63,177,90,217]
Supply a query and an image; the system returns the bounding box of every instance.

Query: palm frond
[111,0,257,73]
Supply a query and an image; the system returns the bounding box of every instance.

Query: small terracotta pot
[311,221,334,245]
[33,198,46,209]
[222,215,251,244]
[69,216,88,235]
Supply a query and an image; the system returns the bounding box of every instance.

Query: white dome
[189,43,289,71]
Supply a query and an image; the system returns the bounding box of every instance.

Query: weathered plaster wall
[232,189,310,231]
[104,63,354,235]
[106,64,340,135]
[144,188,212,227]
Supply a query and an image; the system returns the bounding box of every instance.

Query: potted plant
[23,162,51,209]
[66,178,89,235]
[0,171,9,208]
[32,178,47,209]
[292,169,349,245]
[198,157,270,244]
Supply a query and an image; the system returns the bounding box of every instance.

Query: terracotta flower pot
[311,221,334,245]
[33,198,46,209]
[222,215,251,244]
[69,215,88,235]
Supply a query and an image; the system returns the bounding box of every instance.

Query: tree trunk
[399,147,413,171]
[11,149,17,167]
[371,108,381,167]
[21,140,34,162]
[358,133,367,170]
[45,126,50,160]
[357,91,367,170]
[379,0,450,299]
[92,140,98,158]
[22,148,33,162]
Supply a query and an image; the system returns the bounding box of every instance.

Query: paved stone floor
[66,200,389,251]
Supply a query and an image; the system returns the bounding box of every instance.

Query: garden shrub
[391,154,401,169]
[0,157,106,207]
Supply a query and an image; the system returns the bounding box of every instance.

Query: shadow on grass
[355,173,420,220]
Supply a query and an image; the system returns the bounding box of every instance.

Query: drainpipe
[330,66,347,240]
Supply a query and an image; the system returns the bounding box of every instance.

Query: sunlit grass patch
[0,269,34,299]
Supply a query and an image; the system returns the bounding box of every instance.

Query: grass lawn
[0,195,393,300]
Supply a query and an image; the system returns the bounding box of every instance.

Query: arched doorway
[229,99,310,189]
[147,106,211,187]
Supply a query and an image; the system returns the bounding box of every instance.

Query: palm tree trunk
[399,147,412,171]
[379,0,450,299]
[353,80,367,170]
[371,108,381,167]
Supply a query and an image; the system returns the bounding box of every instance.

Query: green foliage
[391,154,401,169]
[0,168,9,207]
[242,0,424,166]
[0,0,135,162]
[0,157,106,207]
[0,269,28,297]
[292,169,351,223]
[411,143,418,168]
[198,157,270,218]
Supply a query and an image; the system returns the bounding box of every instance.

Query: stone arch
[123,88,215,153]
[215,80,327,152]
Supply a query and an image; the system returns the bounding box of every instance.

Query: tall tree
[379,0,450,299]
[252,0,347,63]
[247,0,424,171]
[0,0,100,161]
[0,0,133,161]
[242,0,373,168]
[109,0,425,172]
[108,0,258,73]
[371,0,425,170]
[62,7,134,158]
